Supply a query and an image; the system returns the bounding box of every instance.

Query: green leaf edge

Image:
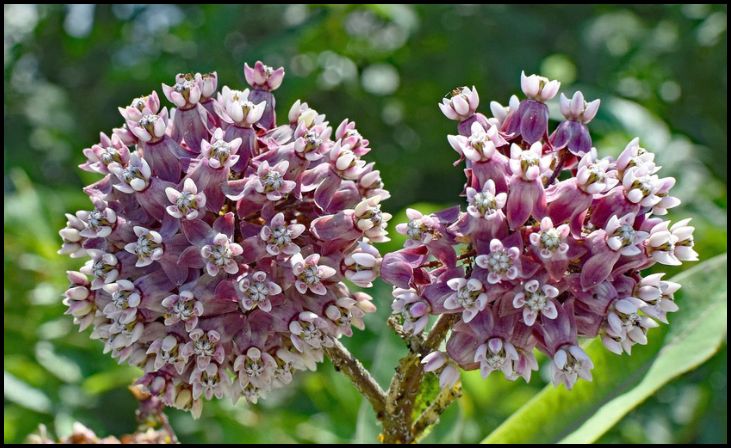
[482,254,727,444]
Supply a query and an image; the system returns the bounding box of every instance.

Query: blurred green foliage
[4,4,727,444]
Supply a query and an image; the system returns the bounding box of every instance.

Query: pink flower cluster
[59,61,389,416]
[383,72,698,390]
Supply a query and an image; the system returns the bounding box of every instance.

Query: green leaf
[482,254,727,444]
[3,371,53,413]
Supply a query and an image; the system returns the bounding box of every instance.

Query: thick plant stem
[328,314,461,443]
[412,382,463,443]
[325,339,387,418]
[381,313,460,443]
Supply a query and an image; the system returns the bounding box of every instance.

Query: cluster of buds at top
[60,61,389,417]
[383,71,697,390]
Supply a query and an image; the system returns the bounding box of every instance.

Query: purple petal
[137,178,176,221]
[224,126,257,173]
[136,271,175,310]
[310,211,359,241]
[590,189,639,230]
[580,250,621,290]
[471,156,510,194]
[381,246,429,289]
[213,212,235,239]
[181,219,213,246]
[139,137,188,183]
[188,159,228,214]
[518,100,548,144]
[248,89,276,130]
[567,121,592,156]
[314,170,342,210]
[214,279,238,302]
[446,331,481,368]
[160,258,189,286]
[178,245,205,268]
[171,105,210,153]
[545,179,592,226]
[506,178,543,229]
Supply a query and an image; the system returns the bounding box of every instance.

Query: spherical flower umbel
[382,71,697,391]
[59,62,386,417]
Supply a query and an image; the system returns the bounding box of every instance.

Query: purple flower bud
[559,91,600,123]
[247,160,296,201]
[215,86,266,127]
[439,86,479,121]
[512,279,559,326]
[80,252,119,289]
[237,271,282,312]
[165,178,207,220]
[391,288,431,335]
[395,208,442,246]
[124,226,164,267]
[343,241,382,288]
[201,233,243,276]
[466,179,507,219]
[260,212,305,257]
[636,273,680,324]
[58,213,88,258]
[244,61,285,92]
[475,239,521,284]
[161,290,204,332]
[354,195,392,243]
[444,277,488,323]
[81,132,131,174]
[291,253,336,296]
[550,120,592,156]
[520,71,560,102]
[550,345,593,390]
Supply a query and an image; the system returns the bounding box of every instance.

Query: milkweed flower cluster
[382,72,697,390]
[59,61,388,417]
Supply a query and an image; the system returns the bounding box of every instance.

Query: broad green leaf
[81,366,140,395]
[483,254,727,444]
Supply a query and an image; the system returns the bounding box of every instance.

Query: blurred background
[3,4,727,444]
